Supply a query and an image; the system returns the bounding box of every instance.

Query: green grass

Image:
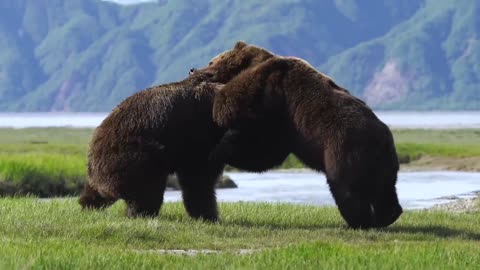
[0,198,479,269]
[0,128,479,268]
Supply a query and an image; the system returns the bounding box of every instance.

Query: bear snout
[189,68,217,81]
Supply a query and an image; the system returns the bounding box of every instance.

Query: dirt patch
[401,156,480,172]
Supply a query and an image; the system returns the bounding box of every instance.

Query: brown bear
[79,71,290,221]
[189,42,294,169]
[197,42,402,229]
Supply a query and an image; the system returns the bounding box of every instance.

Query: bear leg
[372,186,403,228]
[79,182,117,210]
[209,129,290,172]
[125,175,168,218]
[176,167,222,222]
[328,181,375,229]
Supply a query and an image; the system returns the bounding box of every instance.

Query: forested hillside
[0,0,478,111]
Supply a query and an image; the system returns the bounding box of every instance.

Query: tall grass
[0,153,85,197]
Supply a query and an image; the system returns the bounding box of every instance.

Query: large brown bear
[198,42,402,229]
[79,71,290,221]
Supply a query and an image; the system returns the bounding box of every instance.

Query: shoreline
[400,156,480,172]
[430,192,479,213]
[402,156,480,212]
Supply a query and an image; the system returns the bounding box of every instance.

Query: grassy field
[1,128,479,197]
[1,127,479,156]
[0,198,479,269]
[1,127,480,157]
[0,128,479,269]
[394,129,480,161]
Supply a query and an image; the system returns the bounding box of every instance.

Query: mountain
[0,0,478,111]
[321,0,480,110]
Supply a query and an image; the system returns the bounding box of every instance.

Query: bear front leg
[328,180,375,229]
[176,165,223,222]
[208,129,240,166]
[210,128,290,172]
[212,57,289,128]
[372,186,403,228]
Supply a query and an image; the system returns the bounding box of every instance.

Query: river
[0,111,480,129]
[162,171,480,210]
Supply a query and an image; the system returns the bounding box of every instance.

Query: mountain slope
[0,0,477,111]
[321,0,480,109]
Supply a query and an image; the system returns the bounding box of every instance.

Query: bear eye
[209,61,213,66]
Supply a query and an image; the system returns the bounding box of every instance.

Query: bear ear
[234,41,248,50]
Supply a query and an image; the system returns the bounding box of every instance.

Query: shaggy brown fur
[79,72,224,220]
[200,41,357,98]
[80,71,291,221]
[199,42,402,229]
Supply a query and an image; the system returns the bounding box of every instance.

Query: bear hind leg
[125,175,168,218]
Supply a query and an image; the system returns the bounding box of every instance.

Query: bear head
[195,41,275,84]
